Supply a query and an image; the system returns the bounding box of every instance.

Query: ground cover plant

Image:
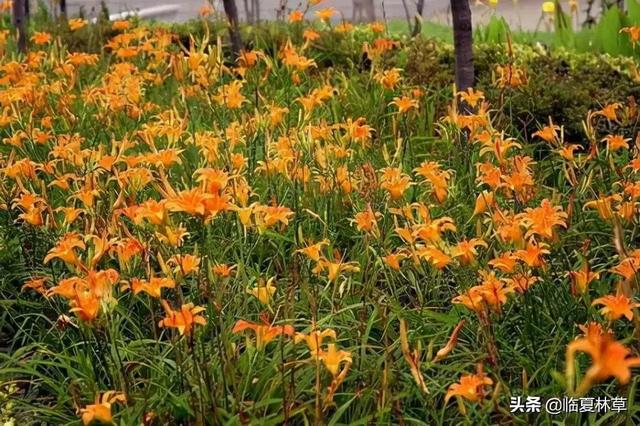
[2,2,640,425]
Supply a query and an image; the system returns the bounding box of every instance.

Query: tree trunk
[400,0,412,30]
[412,0,426,37]
[450,0,474,93]
[12,0,26,54]
[222,0,243,60]
[243,0,254,23]
[277,0,288,20]
[253,0,260,22]
[362,0,375,21]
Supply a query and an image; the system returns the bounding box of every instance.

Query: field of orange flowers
[1,6,640,425]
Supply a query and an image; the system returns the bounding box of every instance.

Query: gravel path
[65,0,592,31]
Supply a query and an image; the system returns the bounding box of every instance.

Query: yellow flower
[318,343,352,376]
[369,22,385,33]
[294,328,337,355]
[296,239,329,262]
[112,20,131,31]
[214,80,246,109]
[80,391,126,425]
[542,1,555,14]
[68,18,88,31]
[376,68,402,90]
[247,277,277,305]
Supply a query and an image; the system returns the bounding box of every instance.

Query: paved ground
[65,0,591,31]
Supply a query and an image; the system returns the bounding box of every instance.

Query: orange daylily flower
[352,205,380,235]
[167,254,201,276]
[566,326,640,395]
[296,239,329,262]
[592,294,639,321]
[390,96,418,114]
[22,277,48,295]
[335,22,353,33]
[458,88,484,109]
[518,199,567,240]
[557,144,582,161]
[602,134,630,151]
[475,162,503,190]
[376,68,402,90]
[595,103,621,122]
[80,391,126,426]
[445,372,493,403]
[158,301,207,336]
[31,32,52,45]
[165,188,209,216]
[514,240,550,268]
[44,233,86,266]
[156,224,189,248]
[568,263,600,295]
[380,244,406,266]
[68,18,88,31]
[414,161,452,203]
[212,263,236,278]
[614,199,635,220]
[621,26,640,44]
[130,277,176,298]
[312,256,361,282]
[254,204,294,230]
[453,270,514,313]
[488,251,518,273]
[315,7,336,22]
[303,29,321,42]
[533,122,561,144]
[289,10,304,22]
[416,246,452,269]
[379,167,413,200]
[495,64,527,88]
[112,238,144,267]
[584,194,622,220]
[232,318,294,349]
[451,238,487,265]
[213,80,246,109]
[504,271,539,293]
[70,290,102,321]
[112,20,131,31]
[478,134,522,164]
[472,191,496,216]
[369,21,385,33]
